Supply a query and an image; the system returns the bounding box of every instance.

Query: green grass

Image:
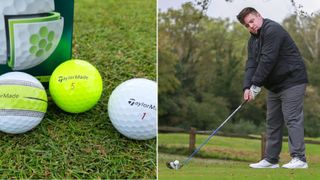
[0,0,156,179]
[159,133,320,179]
[159,153,320,180]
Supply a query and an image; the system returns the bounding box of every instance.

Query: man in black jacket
[237,7,308,169]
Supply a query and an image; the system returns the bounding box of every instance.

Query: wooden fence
[159,126,320,160]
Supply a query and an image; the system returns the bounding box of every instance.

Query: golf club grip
[182,100,247,165]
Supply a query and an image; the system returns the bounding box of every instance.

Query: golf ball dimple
[49,59,103,113]
[108,78,157,140]
[11,18,64,70]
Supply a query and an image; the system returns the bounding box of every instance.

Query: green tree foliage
[158,28,181,121]
[194,19,247,107]
[158,3,320,137]
[304,86,320,137]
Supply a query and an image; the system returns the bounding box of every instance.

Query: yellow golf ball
[49,59,103,113]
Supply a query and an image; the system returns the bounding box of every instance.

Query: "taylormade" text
[0,93,19,99]
[58,75,88,82]
[128,98,156,110]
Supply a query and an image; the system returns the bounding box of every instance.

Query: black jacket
[243,18,308,93]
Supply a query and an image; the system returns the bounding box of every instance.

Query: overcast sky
[158,0,320,23]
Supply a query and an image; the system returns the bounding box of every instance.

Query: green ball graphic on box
[0,0,74,87]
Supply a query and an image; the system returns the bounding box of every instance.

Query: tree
[158,3,204,126]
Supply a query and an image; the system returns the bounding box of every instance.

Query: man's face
[243,13,263,34]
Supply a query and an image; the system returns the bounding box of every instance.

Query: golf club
[166,100,247,170]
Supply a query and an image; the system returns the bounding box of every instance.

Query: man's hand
[243,89,252,101]
[243,85,261,101]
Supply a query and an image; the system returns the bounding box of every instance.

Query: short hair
[237,7,259,25]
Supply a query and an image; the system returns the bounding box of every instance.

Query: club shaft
[182,101,247,166]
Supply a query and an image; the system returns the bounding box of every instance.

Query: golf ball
[49,59,103,113]
[108,78,157,140]
[0,72,47,134]
[174,160,180,166]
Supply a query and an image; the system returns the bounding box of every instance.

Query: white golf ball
[174,160,180,166]
[108,78,157,140]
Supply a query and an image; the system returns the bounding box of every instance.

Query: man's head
[237,7,263,34]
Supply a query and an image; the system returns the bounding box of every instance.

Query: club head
[166,161,183,170]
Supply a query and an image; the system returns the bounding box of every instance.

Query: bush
[224,119,265,135]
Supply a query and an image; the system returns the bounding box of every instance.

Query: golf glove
[250,85,261,100]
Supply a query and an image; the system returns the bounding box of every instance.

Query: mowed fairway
[158,133,320,179]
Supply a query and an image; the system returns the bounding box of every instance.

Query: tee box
[0,0,74,87]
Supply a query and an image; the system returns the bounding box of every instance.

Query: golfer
[237,7,308,169]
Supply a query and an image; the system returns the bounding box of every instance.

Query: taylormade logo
[128,98,156,110]
[0,93,19,99]
[58,75,88,82]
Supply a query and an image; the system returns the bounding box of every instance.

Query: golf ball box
[0,0,74,88]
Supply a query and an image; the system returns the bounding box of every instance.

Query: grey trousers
[264,84,307,163]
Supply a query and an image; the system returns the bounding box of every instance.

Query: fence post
[261,133,266,160]
[189,127,196,153]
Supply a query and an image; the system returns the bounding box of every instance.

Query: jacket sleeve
[251,25,283,87]
[243,38,258,91]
